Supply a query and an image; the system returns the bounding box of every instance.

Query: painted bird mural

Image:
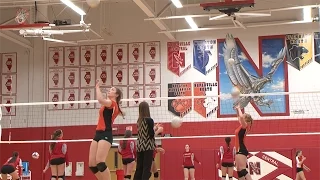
[223,34,286,109]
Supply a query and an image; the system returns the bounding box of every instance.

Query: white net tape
[0,91,319,144]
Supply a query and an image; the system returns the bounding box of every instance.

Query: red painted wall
[0,119,319,180]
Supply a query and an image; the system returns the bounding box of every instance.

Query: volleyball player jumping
[0,151,22,180]
[118,130,136,180]
[216,137,236,180]
[89,80,123,180]
[182,144,201,180]
[151,145,165,180]
[234,106,253,180]
[43,129,69,180]
[295,150,311,180]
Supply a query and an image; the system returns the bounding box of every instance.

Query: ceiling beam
[145,4,320,21]
[0,30,33,49]
[133,0,176,40]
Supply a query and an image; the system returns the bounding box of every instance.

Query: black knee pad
[97,162,107,172]
[222,175,226,178]
[229,177,233,179]
[124,175,132,179]
[237,169,248,177]
[58,175,65,180]
[89,166,99,174]
[154,171,159,178]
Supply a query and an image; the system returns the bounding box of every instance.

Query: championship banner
[193,82,218,118]
[168,83,192,117]
[285,33,313,71]
[167,41,192,77]
[193,40,217,75]
[314,32,320,64]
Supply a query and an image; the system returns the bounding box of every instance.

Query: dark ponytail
[115,88,124,116]
[50,129,62,152]
[8,151,19,163]
[121,130,132,149]
[225,137,231,152]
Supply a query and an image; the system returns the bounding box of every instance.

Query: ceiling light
[185,17,198,29]
[171,0,183,8]
[303,7,312,22]
[60,0,86,16]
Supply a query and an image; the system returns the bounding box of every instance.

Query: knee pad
[229,177,233,179]
[97,162,107,172]
[222,175,226,178]
[124,175,132,179]
[89,166,99,174]
[51,176,58,180]
[58,175,65,180]
[154,171,159,178]
[237,169,248,177]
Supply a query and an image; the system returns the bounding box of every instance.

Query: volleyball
[228,58,235,65]
[86,0,100,8]
[32,152,39,159]
[231,87,240,99]
[171,116,182,128]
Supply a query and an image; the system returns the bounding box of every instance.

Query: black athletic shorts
[122,158,135,165]
[296,168,303,173]
[93,130,113,144]
[184,166,195,169]
[50,158,65,165]
[0,165,15,174]
[222,162,234,167]
[236,148,249,156]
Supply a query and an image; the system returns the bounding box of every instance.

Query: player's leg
[183,168,189,180]
[227,165,234,180]
[57,159,66,180]
[221,164,227,180]
[96,140,112,180]
[125,160,135,180]
[236,154,252,180]
[151,161,159,180]
[88,140,102,179]
[122,163,128,180]
[189,168,196,180]
[50,165,58,180]
[298,171,306,180]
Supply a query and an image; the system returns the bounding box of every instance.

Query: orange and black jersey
[96,100,119,131]
[235,125,248,153]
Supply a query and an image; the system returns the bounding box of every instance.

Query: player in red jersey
[151,145,165,180]
[295,150,311,180]
[216,137,236,180]
[234,106,253,180]
[1,151,22,180]
[118,130,136,180]
[43,129,69,180]
[182,144,201,180]
[89,80,123,180]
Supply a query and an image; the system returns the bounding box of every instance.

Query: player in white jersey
[295,150,311,180]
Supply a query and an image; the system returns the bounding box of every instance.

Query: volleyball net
[0,91,320,143]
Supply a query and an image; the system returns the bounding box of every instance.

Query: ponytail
[121,130,132,150]
[225,137,231,152]
[8,151,19,163]
[115,88,124,117]
[50,129,62,151]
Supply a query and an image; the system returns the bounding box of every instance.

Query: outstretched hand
[96,79,102,88]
